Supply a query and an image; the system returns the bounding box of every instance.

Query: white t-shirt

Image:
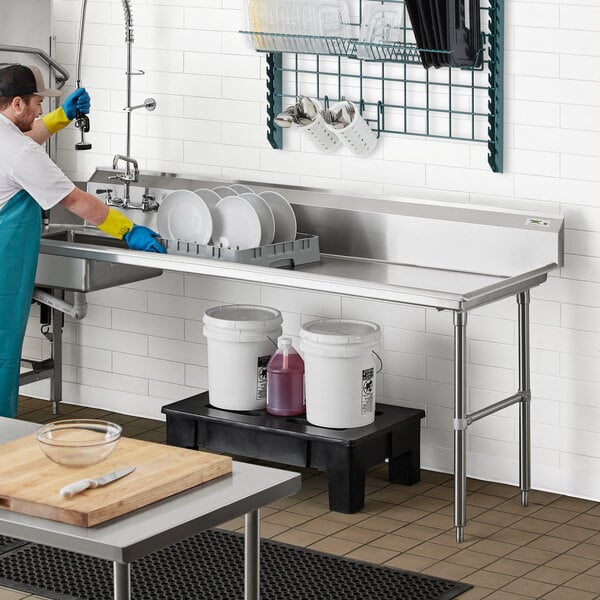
[0,113,75,212]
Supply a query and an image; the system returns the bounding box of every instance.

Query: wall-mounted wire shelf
[242,0,504,172]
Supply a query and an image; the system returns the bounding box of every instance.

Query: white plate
[212,186,239,198]
[239,193,275,245]
[212,196,262,250]
[157,190,212,244]
[229,183,255,194]
[193,188,221,211]
[259,190,297,242]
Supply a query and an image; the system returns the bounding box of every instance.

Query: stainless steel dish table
[38,171,565,542]
[163,393,426,514]
[0,417,301,600]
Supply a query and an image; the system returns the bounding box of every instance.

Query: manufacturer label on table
[256,355,270,402]
[361,368,374,415]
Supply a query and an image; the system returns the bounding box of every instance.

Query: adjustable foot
[456,527,464,543]
[521,490,529,507]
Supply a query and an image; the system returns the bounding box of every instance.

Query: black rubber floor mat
[0,536,26,555]
[0,529,471,600]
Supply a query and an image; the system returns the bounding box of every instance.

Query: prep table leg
[245,510,260,600]
[517,291,531,507]
[453,311,468,543]
[50,305,62,415]
[113,561,130,600]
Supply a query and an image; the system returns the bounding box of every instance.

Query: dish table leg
[518,291,531,507]
[245,510,260,600]
[453,311,467,544]
[113,561,130,600]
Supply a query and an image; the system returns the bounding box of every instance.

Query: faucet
[109,154,139,207]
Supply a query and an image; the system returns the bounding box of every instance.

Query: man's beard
[14,113,34,133]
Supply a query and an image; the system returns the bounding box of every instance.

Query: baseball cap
[0,64,62,98]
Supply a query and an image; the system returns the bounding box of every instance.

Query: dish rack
[159,234,321,269]
[240,0,504,172]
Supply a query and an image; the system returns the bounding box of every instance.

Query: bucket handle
[267,336,278,349]
[373,350,383,374]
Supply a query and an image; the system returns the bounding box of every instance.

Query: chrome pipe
[76,0,89,87]
[517,291,531,507]
[113,562,130,600]
[467,392,523,425]
[453,310,467,543]
[244,510,260,600]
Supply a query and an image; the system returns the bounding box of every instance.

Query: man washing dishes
[0,63,165,418]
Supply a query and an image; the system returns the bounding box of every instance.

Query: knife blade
[60,466,136,498]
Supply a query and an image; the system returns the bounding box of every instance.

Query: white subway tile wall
[21,0,600,499]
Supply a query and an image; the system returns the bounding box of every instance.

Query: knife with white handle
[60,466,136,498]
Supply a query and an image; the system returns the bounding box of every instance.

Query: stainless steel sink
[36,229,163,292]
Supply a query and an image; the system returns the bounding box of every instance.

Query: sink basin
[36,229,163,292]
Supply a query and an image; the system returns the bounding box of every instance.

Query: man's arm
[26,118,53,145]
[59,186,109,226]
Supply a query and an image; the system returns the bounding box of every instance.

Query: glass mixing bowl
[35,419,122,467]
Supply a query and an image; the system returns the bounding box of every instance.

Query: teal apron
[0,190,41,417]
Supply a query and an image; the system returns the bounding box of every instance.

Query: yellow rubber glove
[97,208,134,239]
[41,106,71,135]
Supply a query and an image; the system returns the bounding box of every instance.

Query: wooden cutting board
[0,435,232,527]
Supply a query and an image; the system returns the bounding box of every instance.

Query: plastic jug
[266,337,305,416]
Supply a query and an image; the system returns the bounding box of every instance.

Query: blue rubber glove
[124,225,166,254]
[62,88,91,120]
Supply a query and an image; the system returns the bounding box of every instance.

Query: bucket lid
[300,319,381,345]
[203,304,283,331]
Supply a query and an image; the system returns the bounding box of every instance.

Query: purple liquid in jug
[266,338,305,416]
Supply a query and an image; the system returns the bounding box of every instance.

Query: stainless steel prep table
[0,417,300,600]
[38,174,564,542]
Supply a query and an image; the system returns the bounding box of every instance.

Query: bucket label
[256,355,270,402]
[361,367,375,415]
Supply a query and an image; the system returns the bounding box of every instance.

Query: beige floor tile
[525,565,577,585]
[567,542,600,562]
[478,483,521,499]
[544,554,597,574]
[489,528,540,547]
[549,496,598,513]
[263,510,312,527]
[527,490,562,505]
[564,573,600,594]
[423,484,455,501]
[0,587,31,599]
[468,492,507,509]
[569,513,600,531]
[422,561,478,581]
[420,470,453,485]
[441,476,490,492]
[494,498,546,517]
[474,510,523,528]
[430,530,480,548]
[549,523,597,542]
[484,558,537,577]
[533,505,580,524]
[502,578,556,598]
[369,532,421,553]
[464,570,516,590]
[357,514,405,533]
[401,495,451,512]
[285,499,331,517]
[392,522,442,541]
[346,544,398,565]
[383,553,438,572]
[378,504,430,523]
[360,498,395,515]
[414,512,454,531]
[366,487,412,505]
[468,539,519,558]
[504,546,558,565]
[483,591,533,600]
[257,521,289,539]
[510,517,557,535]
[308,536,362,556]
[296,517,348,536]
[526,535,578,554]
[332,526,383,544]
[446,549,498,569]
[272,528,325,548]
[541,588,597,600]
[408,540,461,560]
[454,587,494,599]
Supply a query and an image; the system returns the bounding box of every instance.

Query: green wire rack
[242,0,504,172]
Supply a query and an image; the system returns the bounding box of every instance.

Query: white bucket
[299,319,381,428]
[203,305,282,411]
